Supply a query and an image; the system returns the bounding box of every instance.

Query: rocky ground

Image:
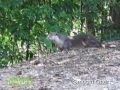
[0,40,120,90]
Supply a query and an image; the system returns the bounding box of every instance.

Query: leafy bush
[0,0,120,67]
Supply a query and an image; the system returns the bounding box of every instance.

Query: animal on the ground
[47,32,72,51]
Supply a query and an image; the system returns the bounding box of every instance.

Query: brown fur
[48,32,72,50]
[48,32,102,50]
[70,34,102,48]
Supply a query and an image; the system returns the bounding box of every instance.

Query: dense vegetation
[0,0,120,67]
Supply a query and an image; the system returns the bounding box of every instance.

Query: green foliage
[0,0,120,67]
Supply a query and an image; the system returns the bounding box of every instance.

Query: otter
[47,32,72,51]
[47,32,102,50]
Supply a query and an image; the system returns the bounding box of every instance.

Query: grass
[7,76,33,87]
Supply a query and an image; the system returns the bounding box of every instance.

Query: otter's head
[47,32,59,41]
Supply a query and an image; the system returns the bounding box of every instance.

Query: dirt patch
[0,40,120,90]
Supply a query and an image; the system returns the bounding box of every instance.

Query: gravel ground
[0,40,120,90]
